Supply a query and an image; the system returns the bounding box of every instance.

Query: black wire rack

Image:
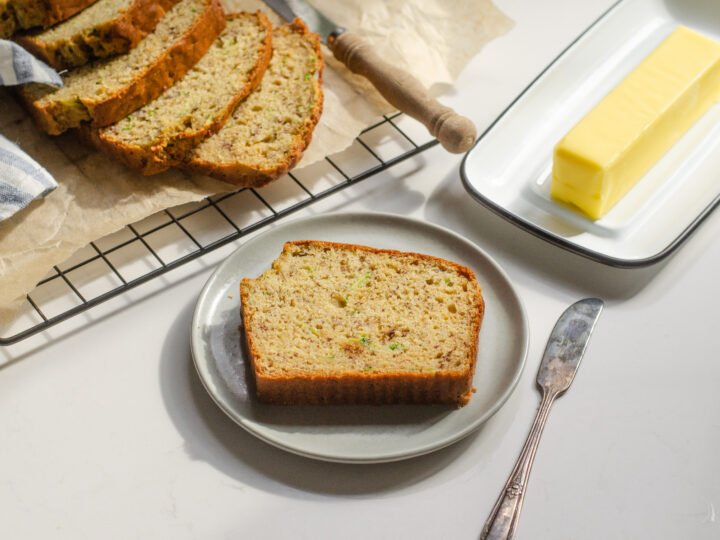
[0,112,438,346]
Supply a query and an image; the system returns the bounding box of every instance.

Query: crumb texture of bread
[1,0,97,37]
[88,11,272,174]
[240,241,484,406]
[18,0,225,134]
[16,0,180,69]
[183,18,323,187]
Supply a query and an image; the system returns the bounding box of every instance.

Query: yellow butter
[551,26,720,219]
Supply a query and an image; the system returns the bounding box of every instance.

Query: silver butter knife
[481,297,604,540]
[264,0,477,153]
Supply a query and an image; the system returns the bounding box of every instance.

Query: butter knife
[264,0,477,153]
[481,298,604,540]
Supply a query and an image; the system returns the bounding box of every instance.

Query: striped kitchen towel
[0,39,61,222]
[0,39,62,86]
[0,135,58,220]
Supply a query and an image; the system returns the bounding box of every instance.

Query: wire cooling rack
[0,112,437,346]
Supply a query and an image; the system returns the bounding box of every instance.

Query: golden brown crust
[84,11,273,175]
[16,0,181,70]
[182,18,324,187]
[0,0,97,38]
[18,0,226,135]
[17,89,79,135]
[240,240,485,407]
[250,371,476,405]
[43,0,98,27]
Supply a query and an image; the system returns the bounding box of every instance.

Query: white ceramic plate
[191,212,528,464]
[462,0,720,268]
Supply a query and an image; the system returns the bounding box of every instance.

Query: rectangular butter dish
[461,0,720,268]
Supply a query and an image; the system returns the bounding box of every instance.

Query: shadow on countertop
[158,297,519,499]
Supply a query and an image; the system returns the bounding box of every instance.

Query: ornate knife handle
[481,390,558,540]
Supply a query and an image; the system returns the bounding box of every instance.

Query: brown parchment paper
[0,0,512,323]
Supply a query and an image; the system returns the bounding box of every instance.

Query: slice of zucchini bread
[16,0,180,69]
[240,241,485,406]
[183,19,323,187]
[18,0,225,135]
[86,11,272,175]
[1,0,97,38]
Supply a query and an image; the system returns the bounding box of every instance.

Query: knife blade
[264,0,477,153]
[536,297,604,395]
[481,298,604,540]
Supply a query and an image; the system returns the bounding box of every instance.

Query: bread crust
[43,0,99,27]
[18,0,226,135]
[83,11,273,175]
[16,0,181,70]
[182,18,324,187]
[0,0,97,38]
[240,240,485,407]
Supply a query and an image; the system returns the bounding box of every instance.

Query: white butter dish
[462,0,720,267]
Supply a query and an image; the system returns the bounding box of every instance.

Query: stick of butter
[551,26,720,219]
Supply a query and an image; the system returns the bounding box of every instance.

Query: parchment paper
[0,0,512,323]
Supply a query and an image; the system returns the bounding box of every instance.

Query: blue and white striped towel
[0,136,58,219]
[0,39,62,87]
[0,39,61,222]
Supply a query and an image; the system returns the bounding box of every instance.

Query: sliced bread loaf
[1,0,97,38]
[18,0,225,135]
[240,241,485,406]
[85,11,272,174]
[15,0,180,69]
[183,19,323,187]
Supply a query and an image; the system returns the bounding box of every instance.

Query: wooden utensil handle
[329,31,477,154]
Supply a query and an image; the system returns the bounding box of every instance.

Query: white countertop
[2,0,720,538]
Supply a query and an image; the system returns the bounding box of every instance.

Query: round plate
[191,212,528,464]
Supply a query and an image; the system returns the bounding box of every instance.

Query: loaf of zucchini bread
[240,241,485,406]
[18,0,225,134]
[85,11,272,174]
[15,0,180,69]
[0,0,97,38]
[183,19,323,187]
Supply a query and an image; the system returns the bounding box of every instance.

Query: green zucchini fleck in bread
[18,0,225,135]
[15,0,181,69]
[183,19,324,188]
[240,241,485,406]
[86,11,273,175]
